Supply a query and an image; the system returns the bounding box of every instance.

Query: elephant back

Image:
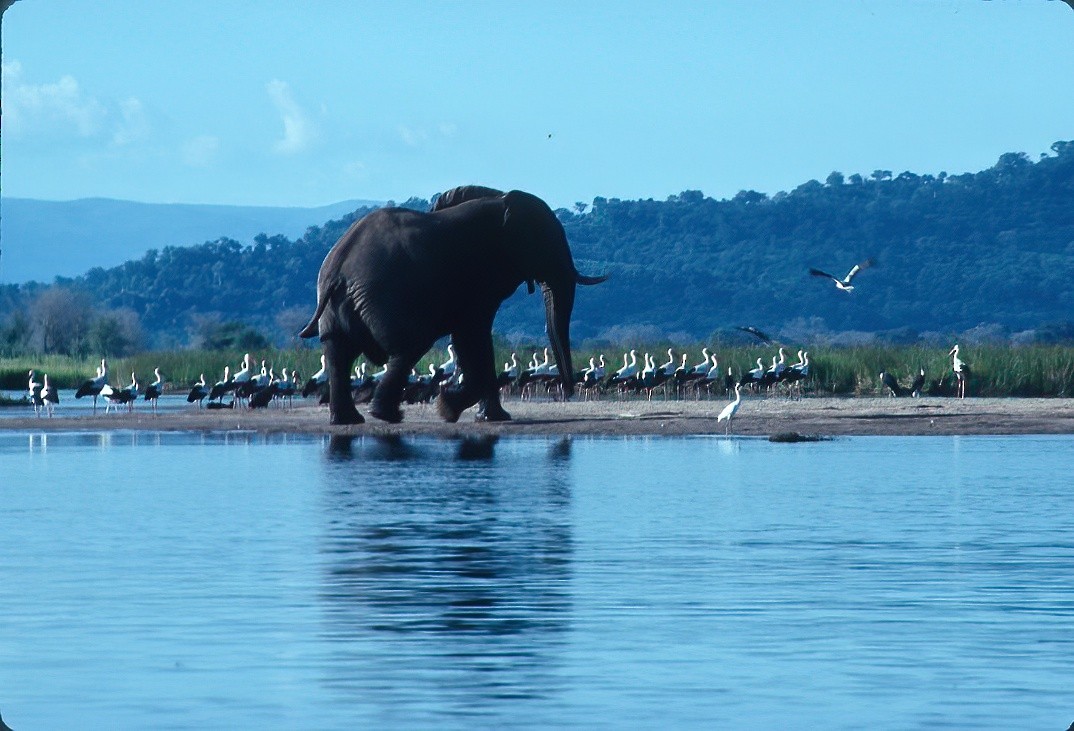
[431,185,504,212]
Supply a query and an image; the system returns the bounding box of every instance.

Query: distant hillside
[0,197,380,283]
[2,142,1073,352]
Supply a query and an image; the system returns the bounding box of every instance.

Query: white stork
[809,259,873,292]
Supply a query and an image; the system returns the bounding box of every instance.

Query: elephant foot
[475,402,512,422]
[369,402,404,424]
[436,393,462,423]
[330,409,365,425]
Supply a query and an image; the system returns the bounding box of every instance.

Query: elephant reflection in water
[318,436,574,699]
[326,434,500,461]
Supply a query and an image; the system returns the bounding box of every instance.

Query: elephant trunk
[543,281,576,399]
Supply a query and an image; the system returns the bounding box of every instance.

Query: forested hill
[0,197,377,283]
[3,141,1073,350]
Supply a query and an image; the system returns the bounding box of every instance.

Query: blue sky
[2,0,1072,209]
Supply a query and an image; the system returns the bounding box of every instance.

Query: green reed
[5,342,1074,397]
[547,343,1074,398]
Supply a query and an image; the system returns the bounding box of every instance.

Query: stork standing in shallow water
[144,368,163,413]
[75,358,109,414]
[209,366,232,402]
[41,374,59,417]
[188,374,209,407]
[28,370,43,417]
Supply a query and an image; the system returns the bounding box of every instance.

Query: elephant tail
[297,288,334,339]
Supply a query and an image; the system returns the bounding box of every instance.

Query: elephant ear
[499,193,538,295]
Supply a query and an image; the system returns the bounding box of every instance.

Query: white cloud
[399,123,457,147]
[183,135,220,167]
[398,125,429,147]
[267,79,312,154]
[2,60,106,138]
[341,160,367,180]
[111,97,150,146]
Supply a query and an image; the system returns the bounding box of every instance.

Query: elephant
[298,185,605,425]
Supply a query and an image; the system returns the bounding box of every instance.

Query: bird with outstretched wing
[809,259,874,292]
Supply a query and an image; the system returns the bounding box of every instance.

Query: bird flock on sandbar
[23,258,973,426]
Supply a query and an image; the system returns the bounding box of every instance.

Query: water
[1,432,1072,730]
[0,390,197,418]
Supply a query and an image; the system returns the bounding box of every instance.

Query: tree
[825,171,845,187]
[0,310,32,356]
[732,189,767,205]
[88,308,144,356]
[275,305,315,347]
[31,288,93,355]
[199,321,269,350]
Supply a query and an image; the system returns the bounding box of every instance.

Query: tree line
[2,142,1072,358]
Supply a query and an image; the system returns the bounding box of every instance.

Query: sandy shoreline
[3,395,1074,437]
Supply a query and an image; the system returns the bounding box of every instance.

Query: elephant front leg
[324,339,364,425]
[437,325,509,423]
[475,396,511,422]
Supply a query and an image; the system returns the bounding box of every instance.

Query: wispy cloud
[1,60,106,138]
[267,79,312,154]
[398,123,456,147]
[111,97,150,146]
[183,135,220,167]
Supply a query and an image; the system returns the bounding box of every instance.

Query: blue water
[1,432,1072,730]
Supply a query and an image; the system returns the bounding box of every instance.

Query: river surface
[1,432,1071,729]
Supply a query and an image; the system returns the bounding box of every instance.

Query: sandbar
[3,396,1074,438]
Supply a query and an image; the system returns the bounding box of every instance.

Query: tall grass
[505,342,1074,398]
[5,342,1074,397]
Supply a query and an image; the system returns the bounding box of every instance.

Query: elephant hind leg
[324,338,364,425]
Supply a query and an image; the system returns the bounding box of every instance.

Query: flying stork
[809,259,874,292]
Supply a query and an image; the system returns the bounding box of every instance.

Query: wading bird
[949,344,969,398]
[75,358,109,414]
[41,374,59,417]
[909,368,925,398]
[144,368,163,413]
[880,371,907,398]
[28,370,43,416]
[809,259,874,292]
[717,383,742,434]
[187,374,209,407]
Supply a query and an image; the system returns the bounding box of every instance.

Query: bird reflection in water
[318,434,574,704]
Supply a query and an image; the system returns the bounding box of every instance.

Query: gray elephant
[298,185,605,425]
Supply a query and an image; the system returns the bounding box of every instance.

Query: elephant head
[433,186,605,399]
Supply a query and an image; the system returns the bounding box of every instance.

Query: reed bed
[4,343,1074,398]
